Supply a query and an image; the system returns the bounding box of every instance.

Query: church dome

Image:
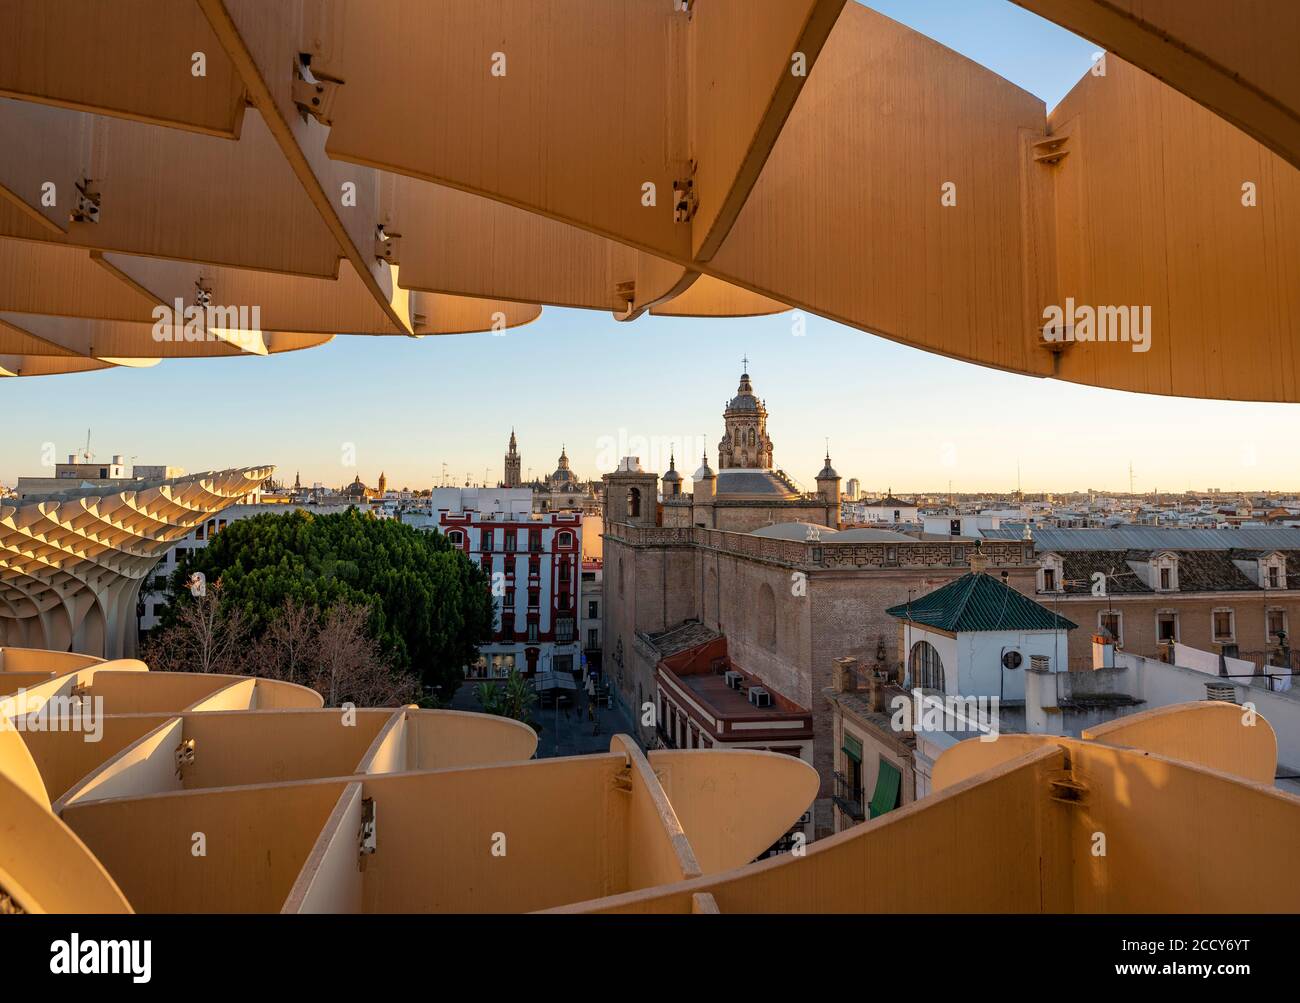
[550,445,577,486]
[817,453,839,480]
[726,371,762,413]
[693,451,715,481]
[662,451,682,483]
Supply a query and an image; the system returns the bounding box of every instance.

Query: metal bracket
[1039,322,1075,355]
[1048,769,1088,806]
[614,279,636,318]
[69,681,89,699]
[174,737,196,779]
[611,767,633,793]
[673,164,699,224]
[358,797,377,866]
[194,279,214,309]
[70,178,101,224]
[1031,135,1070,166]
[293,55,341,126]
[374,224,401,265]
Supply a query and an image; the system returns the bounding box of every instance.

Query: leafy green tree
[160,508,493,696]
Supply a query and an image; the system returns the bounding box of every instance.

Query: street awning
[869,759,901,818]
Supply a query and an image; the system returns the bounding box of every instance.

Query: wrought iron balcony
[832,771,865,822]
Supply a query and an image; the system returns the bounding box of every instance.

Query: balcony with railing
[833,771,865,822]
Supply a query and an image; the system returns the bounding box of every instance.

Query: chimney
[1024,654,1060,735]
[866,673,884,713]
[833,656,860,693]
[1091,633,1115,669]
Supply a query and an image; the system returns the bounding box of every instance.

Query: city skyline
[5,312,1297,496]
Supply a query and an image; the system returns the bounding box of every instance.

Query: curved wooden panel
[649,748,818,873]
[0,0,245,137]
[706,3,1055,378]
[416,292,541,335]
[0,722,50,809]
[689,0,845,258]
[400,708,539,769]
[393,177,624,310]
[0,768,132,913]
[651,273,788,317]
[1046,56,1300,401]
[1083,700,1277,783]
[322,0,692,261]
[0,354,121,377]
[96,253,405,336]
[929,734,1053,795]
[196,0,415,335]
[61,779,349,913]
[0,101,341,276]
[0,313,334,359]
[1014,0,1300,171]
[0,240,158,323]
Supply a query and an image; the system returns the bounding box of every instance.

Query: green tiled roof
[886,572,1077,633]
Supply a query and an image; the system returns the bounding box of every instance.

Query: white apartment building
[404,488,584,679]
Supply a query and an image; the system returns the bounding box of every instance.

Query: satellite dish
[1001,650,1024,670]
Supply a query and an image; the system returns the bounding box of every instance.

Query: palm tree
[473,681,503,716]
[502,669,538,725]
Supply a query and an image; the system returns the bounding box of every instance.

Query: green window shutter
[841,733,862,762]
[869,758,902,818]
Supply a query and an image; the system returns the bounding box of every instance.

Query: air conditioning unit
[724,670,743,690]
[749,686,772,707]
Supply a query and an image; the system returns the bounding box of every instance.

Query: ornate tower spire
[718,364,773,470]
[503,429,522,488]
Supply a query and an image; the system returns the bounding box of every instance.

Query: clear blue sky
[2,1,1296,496]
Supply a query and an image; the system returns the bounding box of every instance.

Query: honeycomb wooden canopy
[1,647,1297,913]
[0,467,273,658]
[0,1,1294,398]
